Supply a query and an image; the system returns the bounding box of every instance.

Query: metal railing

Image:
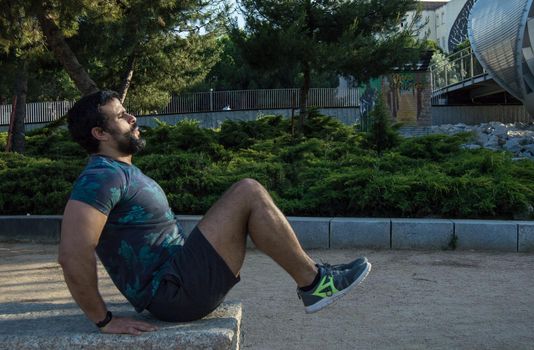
[161,88,359,114]
[0,88,360,126]
[0,100,74,126]
[430,47,486,92]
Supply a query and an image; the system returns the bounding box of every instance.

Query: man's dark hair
[67,90,120,154]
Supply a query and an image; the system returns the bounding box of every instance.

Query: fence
[161,88,359,114]
[430,47,487,96]
[0,100,74,126]
[0,88,360,126]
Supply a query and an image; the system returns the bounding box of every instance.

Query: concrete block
[0,215,61,243]
[0,301,242,350]
[247,217,330,249]
[518,222,534,252]
[247,216,332,249]
[392,219,454,250]
[287,217,331,249]
[453,220,518,252]
[330,218,390,249]
[176,215,202,239]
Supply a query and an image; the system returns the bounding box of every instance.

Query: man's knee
[232,178,266,198]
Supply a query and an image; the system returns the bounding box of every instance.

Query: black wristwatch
[96,311,113,328]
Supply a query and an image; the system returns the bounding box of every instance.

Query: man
[59,90,371,335]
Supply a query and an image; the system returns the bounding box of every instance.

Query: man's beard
[108,124,146,155]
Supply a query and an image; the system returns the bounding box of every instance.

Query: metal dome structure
[468,0,534,115]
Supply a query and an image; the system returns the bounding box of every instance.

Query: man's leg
[197,178,318,288]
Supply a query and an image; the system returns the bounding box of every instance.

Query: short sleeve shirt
[70,155,185,312]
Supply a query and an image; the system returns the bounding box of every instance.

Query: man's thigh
[197,180,256,276]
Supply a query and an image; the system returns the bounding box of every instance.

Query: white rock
[461,144,482,150]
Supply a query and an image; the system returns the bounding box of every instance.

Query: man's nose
[126,113,136,124]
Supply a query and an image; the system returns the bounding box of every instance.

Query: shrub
[362,95,400,154]
[141,120,227,160]
[218,115,290,150]
[2,113,533,219]
[0,153,84,214]
[25,129,86,159]
[397,132,474,161]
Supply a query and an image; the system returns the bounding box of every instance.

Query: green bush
[0,152,84,214]
[1,113,533,220]
[25,129,86,159]
[218,115,290,150]
[362,96,400,154]
[0,132,7,150]
[141,120,228,161]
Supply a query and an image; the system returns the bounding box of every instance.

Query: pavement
[1,243,534,349]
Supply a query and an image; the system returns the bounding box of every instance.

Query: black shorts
[146,226,240,322]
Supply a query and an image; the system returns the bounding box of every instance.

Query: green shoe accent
[312,275,340,298]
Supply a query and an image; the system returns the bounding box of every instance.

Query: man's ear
[91,127,109,142]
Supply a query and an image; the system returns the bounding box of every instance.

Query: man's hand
[101,316,158,335]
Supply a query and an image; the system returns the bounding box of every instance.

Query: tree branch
[34,3,99,96]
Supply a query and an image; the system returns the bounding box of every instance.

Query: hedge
[1,114,533,219]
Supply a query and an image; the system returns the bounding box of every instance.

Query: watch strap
[96,311,113,328]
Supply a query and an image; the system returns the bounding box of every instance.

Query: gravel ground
[1,244,534,350]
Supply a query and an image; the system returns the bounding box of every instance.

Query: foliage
[232,0,423,95]
[2,114,533,220]
[0,0,224,111]
[218,115,291,150]
[362,96,400,154]
[0,152,84,214]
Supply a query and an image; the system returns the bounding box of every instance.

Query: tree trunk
[299,61,311,131]
[35,4,98,96]
[11,61,28,153]
[118,55,136,103]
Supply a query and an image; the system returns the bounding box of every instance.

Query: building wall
[407,0,470,52]
[432,105,532,125]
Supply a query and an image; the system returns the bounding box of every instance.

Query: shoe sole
[304,262,372,314]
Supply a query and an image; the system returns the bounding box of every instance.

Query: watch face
[448,0,478,52]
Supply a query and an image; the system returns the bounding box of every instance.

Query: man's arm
[58,200,157,335]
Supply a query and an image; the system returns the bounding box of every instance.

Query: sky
[229,0,451,28]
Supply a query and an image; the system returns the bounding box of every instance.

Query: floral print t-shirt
[70,155,185,312]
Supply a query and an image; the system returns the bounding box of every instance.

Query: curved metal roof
[468,0,534,115]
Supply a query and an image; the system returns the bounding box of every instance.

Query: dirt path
[1,244,533,349]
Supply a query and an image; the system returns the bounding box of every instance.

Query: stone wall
[136,107,361,129]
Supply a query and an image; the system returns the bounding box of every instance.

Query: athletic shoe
[297,260,371,313]
[329,256,368,271]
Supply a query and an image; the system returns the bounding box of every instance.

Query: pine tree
[233,0,423,131]
[365,93,400,155]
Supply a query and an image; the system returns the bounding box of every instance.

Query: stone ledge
[518,221,534,252]
[0,216,62,243]
[392,219,454,250]
[0,301,242,350]
[246,217,331,249]
[453,220,518,252]
[286,217,331,249]
[176,215,203,238]
[331,218,390,249]
[1,215,532,252]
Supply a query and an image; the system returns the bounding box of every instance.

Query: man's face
[99,98,146,155]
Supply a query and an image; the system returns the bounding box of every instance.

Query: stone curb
[0,301,242,350]
[1,215,533,252]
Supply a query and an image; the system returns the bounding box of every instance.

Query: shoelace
[319,260,337,273]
